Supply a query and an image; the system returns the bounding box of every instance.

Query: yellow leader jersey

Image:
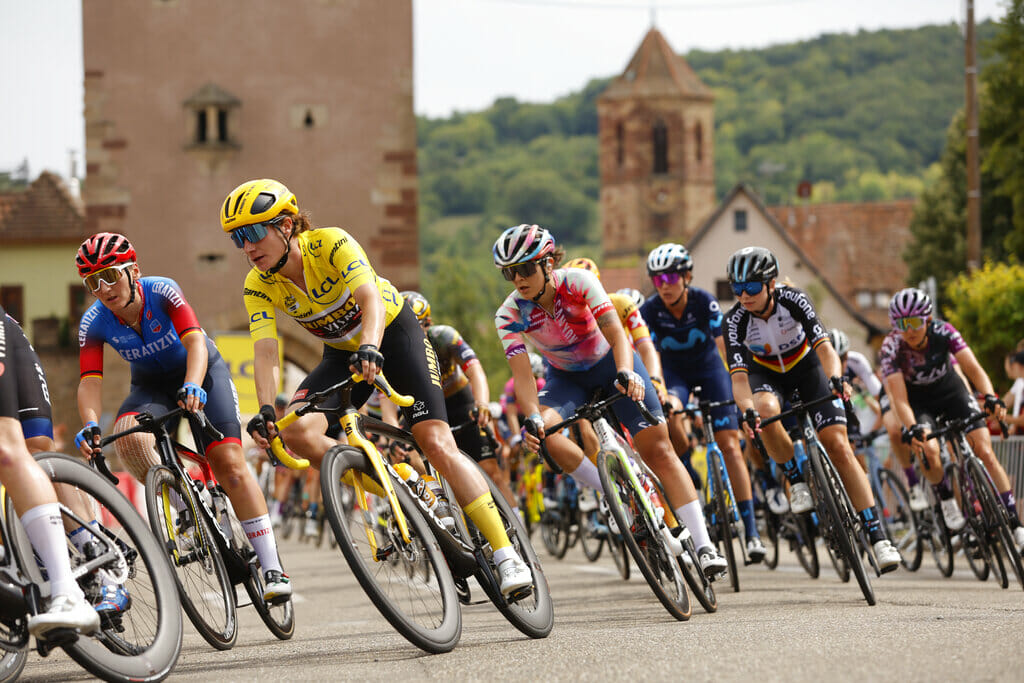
[243,228,403,350]
[610,292,652,348]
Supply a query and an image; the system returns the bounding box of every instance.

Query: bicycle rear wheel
[707,451,739,592]
[540,504,570,559]
[0,649,25,683]
[597,450,690,621]
[922,503,954,577]
[968,458,1024,590]
[676,530,717,613]
[19,454,183,681]
[579,501,605,562]
[808,450,874,605]
[145,465,236,650]
[877,469,922,571]
[752,481,780,570]
[320,445,461,653]
[784,514,820,578]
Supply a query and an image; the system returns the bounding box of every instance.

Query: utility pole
[965,0,982,271]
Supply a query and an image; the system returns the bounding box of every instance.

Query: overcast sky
[0,0,1006,181]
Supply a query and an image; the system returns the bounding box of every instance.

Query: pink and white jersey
[495,269,614,372]
[878,319,968,387]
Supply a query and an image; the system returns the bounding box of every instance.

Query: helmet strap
[265,224,292,275]
[125,270,138,306]
[755,288,774,317]
[531,259,550,303]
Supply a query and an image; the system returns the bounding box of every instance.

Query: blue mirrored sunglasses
[732,281,764,296]
[228,218,282,248]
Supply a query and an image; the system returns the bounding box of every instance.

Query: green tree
[500,169,594,245]
[943,260,1024,384]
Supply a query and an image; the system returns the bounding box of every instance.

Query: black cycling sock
[933,478,954,500]
[859,506,886,544]
[781,457,802,485]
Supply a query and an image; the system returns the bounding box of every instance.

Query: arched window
[652,119,668,174]
[695,122,704,162]
[616,122,625,167]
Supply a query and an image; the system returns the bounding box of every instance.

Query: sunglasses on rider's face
[83,263,133,292]
[228,217,284,248]
[501,261,539,282]
[651,272,682,288]
[732,281,764,297]
[895,316,927,332]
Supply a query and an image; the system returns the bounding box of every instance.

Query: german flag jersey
[243,228,402,351]
[723,285,828,375]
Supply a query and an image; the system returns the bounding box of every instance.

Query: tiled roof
[0,172,86,243]
[767,199,916,329]
[600,28,713,101]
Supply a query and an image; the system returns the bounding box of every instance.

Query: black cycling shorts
[907,373,983,430]
[294,303,448,429]
[746,352,846,431]
[0,312,53,439]
[447,385,497,462]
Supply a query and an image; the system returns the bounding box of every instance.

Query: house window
[855,290,873,308]
[0,285,24,323]
[616,122,625,168]
[652,119,668,174]
[716,279,735,302]
[734,210,748,232]
[69,285,88,325]
[695,122,703,162]
[874,291,891,309]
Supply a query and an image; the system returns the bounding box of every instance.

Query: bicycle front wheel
[579,499,605,562]
[877,469,921,571]
[320,445,461,654]
[145,465,237,650]
[968,457,1024,590]
[20,454,183,681]
[597,450,690,621]
[707,451,739,592]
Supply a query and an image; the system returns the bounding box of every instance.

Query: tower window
[184,83,240,149]
[217,108,229,142]
[695,122,704,162]
[652,119,668,174]
[196,109,207,143]
[616,122,624,168]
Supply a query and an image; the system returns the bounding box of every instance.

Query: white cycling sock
[674,500,713,551]
[242,515,283,574]
[22,503,83,599]
[570,456,604,492]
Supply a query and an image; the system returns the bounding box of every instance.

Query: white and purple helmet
[492,224,555,267]
[889,287,932,325]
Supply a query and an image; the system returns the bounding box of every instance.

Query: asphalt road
[21,534,1024,682]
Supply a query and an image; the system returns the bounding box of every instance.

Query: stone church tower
[82,0,417,369]
[598,28,715,273]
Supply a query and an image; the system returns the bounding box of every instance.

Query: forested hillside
[415,21,1000,385]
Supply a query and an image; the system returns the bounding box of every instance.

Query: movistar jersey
[79,277,203,379]
[640,287,723,369]
[243,228,403,350]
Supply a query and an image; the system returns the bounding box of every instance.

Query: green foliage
[943,260,1024,384]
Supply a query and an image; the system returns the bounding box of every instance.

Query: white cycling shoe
[498,557,533,597]
[1012,525,1024,557]
[873,539,902,573]
[907,484,929,512]
[940,498,966,532]
[28,593,100,638]
[697,546,728,577]
[789,483,814,515]
[766,486,790,514]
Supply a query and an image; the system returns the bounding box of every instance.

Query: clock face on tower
[644,182,677,212]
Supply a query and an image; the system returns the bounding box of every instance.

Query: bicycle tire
[786,514,820,579]
[579,499,605,562]
[220,504,295,640]
[951,461,995,583]
[967,457,1024,590]
[606,528,630,580]
[540,501,570,560]
[320,445,461,654]
[752,479,781,570]
[707,450,739,592]
[145,465,237,650]
[597,450,690,621]
[26,453,183,681]
[0,649,25,683]
[455,461,554,639]
[877,469,922,572]
[676,532,717,613]
[922,502,954,578]
[807,447,874,605]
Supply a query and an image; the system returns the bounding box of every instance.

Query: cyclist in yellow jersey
[221,179,532,595]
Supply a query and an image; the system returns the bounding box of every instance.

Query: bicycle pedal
[506,584,534,603]
[36,628,78,655]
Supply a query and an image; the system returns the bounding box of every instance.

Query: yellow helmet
[401,290,431,323]
[565,257,601,281]
[221,179,299,232]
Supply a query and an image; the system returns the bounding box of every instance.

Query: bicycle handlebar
[754,392,844,429]
[923,411,1008,442]
[267,371,414,470]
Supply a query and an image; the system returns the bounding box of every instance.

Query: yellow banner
[214,333,282,415]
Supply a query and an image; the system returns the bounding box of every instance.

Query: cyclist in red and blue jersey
[73,233,291,605]
[493,224,727,575]
[641,243,765,562]
[723,246,900,572]
[879,288,1024,552]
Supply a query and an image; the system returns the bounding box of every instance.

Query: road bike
[751,391,880,605]
[0,452,181,681]
[924,412,1024,590]
[270,372,553,653]
[531,381,696,620]
[98,408,294,650]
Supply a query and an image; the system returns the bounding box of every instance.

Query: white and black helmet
[726,246,779,283]
[646,243,693,276]
[828,328,850,357]
[492,224,555,267]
